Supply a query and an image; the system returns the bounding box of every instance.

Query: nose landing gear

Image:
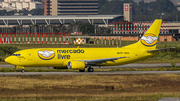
[16,66,25,73]
[21,69,25,73]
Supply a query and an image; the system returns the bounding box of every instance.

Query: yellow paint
[5,19,162,71]
[16,66,24,69]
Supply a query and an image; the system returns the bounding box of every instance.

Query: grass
[0,40,179,49]
[1,66,180,72]
[137,51,180,63]
[0,41,179,101]
[157,41,180,48]
[0,74,180,100]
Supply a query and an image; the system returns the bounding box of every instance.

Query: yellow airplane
[5,19,174,73]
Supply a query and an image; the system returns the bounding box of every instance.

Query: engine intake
[67,61,85,70]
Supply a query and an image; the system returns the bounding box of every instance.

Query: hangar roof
[0,15,123,19]
[0,15,123,26]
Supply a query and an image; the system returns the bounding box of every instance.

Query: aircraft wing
[147,47,176,52]
[81,57,129,65]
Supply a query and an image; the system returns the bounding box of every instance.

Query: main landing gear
[79,70,85,72]
[88,67,94,72]
[78,67,94,72]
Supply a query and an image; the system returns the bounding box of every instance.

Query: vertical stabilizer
[141,19,162,46]
[131,19,162,49]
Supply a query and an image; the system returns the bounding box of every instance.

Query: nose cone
[5,56,12,64]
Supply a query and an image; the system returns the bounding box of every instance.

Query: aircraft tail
[126,19,162,49]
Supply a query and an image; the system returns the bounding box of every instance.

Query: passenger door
[26,51,34,66]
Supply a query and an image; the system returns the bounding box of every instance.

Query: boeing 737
[5,19,174,73]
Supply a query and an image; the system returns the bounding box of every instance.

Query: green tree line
[98,0,179,21]
[0,8,43,16]
[0,0,178,21]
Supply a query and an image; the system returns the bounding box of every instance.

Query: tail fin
[123,19,162,49]
[137,19,162,49]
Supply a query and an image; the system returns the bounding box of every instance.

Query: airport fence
[110,22,169,34]
[0,33,69,44]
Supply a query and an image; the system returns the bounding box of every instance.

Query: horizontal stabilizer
[147,47,176,52]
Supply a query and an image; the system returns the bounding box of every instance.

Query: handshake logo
[140,34,158,47]
[38,50,55,60]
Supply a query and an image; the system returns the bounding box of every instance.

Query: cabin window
[12,54,21,56]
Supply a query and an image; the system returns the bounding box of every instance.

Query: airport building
[0,15,123,27]
[176,2,180,11]
[44,0,98,16]
[1,0,43,11]
[124,3,132,22]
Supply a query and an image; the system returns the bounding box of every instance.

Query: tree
[98,0,178,21]
[154,0,177,13]
[0,10,7,15]
[98,0,134,15]
[98,0,108,9]
[163,11,180,21]
[99,1,124,15]
[79,23,94,34]
[18,10,23,13]
[6,10,15,15]
[30,8,44,15]
[22,8,29,15]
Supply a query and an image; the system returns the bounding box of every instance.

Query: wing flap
[147,47,176,52]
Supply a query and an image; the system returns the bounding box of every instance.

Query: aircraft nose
[5,57,11,64]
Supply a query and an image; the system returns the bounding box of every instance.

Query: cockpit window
[12,54,21,56]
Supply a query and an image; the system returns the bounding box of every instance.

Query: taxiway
[1,71,180,76]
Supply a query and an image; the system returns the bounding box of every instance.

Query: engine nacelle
[67,61,85,70]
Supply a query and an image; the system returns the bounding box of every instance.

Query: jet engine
[67,61,85,70]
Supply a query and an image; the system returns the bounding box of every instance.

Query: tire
[88,68,94,72]
[21,69,25,73]
[79,70,85,72]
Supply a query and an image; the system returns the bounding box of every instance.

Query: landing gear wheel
[21,69,25,73]
[79,70,85,72]
[88,68,94,72]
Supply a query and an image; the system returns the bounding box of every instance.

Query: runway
[1,71,180,76]
[1,63,180,68]
[1,63,180,76]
